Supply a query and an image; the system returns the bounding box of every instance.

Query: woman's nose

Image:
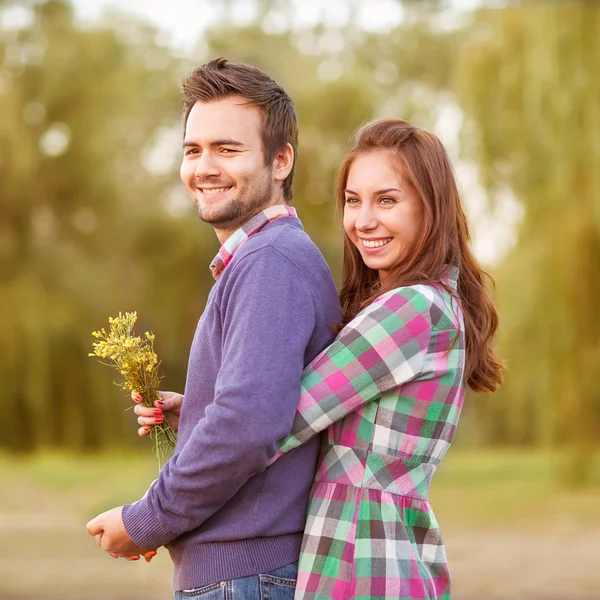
[355,205,378,231]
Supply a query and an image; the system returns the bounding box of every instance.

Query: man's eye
[221,148,237,154]
[185,148,199,156]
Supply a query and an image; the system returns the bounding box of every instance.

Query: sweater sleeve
[122,247,316,550]
[267,287,433,465]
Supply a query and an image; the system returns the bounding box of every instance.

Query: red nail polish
[130,556,140,561]
[154,416,164,424]
[156,400,164,407]
[153,409,163,416]
[110,553,118,559]
[133,395,142,403]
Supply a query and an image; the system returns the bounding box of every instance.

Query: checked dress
[270,267,465,600]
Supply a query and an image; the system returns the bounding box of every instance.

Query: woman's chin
[362,257,392,272]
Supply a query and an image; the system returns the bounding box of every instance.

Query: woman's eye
[380,196,397,205]
[345,197,359,204]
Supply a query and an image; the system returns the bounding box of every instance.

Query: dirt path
[446,527,600,599]
[0,513,598,599]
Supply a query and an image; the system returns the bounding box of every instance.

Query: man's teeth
[202,187,229,195]
[363,239,391,248]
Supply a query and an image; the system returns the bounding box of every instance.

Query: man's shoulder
[222,222,336,306]
[237,221,328,269]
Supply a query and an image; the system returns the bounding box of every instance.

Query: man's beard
[196,197,244,227]
[195,179,274,230]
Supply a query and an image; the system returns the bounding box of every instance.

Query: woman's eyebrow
[344,187,402,195]
[374,187,402,194]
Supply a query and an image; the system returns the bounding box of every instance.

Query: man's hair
[182,57,298,202]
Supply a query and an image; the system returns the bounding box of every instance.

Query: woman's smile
[359,237,393,253]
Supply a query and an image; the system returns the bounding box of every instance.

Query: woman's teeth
[362,238,392,248]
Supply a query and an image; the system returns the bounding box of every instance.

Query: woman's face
[343,150,424,279]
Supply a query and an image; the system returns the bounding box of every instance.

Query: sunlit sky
[3,0,519,264]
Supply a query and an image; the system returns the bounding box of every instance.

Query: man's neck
[214,199,287,245]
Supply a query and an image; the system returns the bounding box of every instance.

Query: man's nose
[194,152,220,178]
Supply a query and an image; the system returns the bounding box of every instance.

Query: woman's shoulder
[348,285,434,333]
[373,283,436,310]
[369,283,461,331]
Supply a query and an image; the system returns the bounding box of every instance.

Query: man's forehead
[186,98,261,132]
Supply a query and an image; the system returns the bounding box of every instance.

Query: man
[86,57,340,599]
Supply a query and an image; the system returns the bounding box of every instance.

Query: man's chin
[195,194,274,230]
[196,207,243,229]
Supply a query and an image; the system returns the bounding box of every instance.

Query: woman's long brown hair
[336,119,503,393]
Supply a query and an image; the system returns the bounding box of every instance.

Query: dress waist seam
[313,479,430,502]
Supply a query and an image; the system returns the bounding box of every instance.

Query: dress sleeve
[268,287,433,464]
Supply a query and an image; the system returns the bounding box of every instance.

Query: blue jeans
[173,561,298,600]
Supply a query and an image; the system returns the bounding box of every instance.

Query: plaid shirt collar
[209,204,298,280]
[441,265,459,290]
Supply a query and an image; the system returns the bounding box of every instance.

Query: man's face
[180,96,275,236]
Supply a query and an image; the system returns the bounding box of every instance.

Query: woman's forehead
[347,151,406,188]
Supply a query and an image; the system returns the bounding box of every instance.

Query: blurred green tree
[1,0,462,451]
[457,1,600,482]
[0,0,193,450]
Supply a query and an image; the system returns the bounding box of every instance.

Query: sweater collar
[209,205,298,280]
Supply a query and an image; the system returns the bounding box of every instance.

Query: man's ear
[273,143,294,184]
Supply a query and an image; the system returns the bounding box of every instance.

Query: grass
[432,448,600,529]
[2,447,598,526]
[0,450,158,512]
[1,448,599,599]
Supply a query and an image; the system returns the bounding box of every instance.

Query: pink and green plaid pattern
[209,204,297,280]
[271,268,465,600]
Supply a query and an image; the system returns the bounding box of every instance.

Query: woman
[134,118,502,599]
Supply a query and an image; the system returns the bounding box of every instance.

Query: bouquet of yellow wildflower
[89,312,177,464]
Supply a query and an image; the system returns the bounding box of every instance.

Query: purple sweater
[122,217,340,590]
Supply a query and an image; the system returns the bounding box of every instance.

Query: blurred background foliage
[0,0,598,485]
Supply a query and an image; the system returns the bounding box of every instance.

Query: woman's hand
[110,550,158,563]
[132,390,183,436]
[110,390,182,563]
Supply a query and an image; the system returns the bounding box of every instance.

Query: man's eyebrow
[182,139,245,148]
[210,139,245,147]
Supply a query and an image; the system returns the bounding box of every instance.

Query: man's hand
[132,390,183,436]
[86,506,155,560]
